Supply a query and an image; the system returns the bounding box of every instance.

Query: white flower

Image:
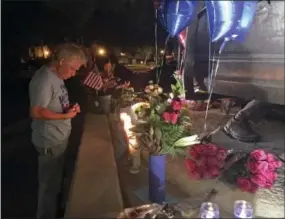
[158,87,163,94]
[148,85,154,90]
[169,92,174,99]
[152,90,159,96]
[144,88,151,93]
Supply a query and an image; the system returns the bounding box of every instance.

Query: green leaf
[173,135,200,147]
[171,84,176,91]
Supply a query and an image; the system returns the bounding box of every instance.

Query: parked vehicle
[184,1,284,105]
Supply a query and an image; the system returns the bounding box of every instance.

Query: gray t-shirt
[29,66,71,148]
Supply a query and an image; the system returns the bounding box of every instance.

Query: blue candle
[234,200,253,218]
[200,202,219,218]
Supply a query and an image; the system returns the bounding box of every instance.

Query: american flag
[83,71,103,90]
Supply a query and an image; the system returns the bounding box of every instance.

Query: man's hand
[72,103,81,113]
[65,107,78,119]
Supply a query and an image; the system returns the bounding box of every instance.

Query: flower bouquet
[131,71,200,156]
[185,145,283,193]
[185,144,228,180]
[223,149,283,193]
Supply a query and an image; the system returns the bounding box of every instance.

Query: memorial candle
[234,200,253,219]
[200,202,219,219]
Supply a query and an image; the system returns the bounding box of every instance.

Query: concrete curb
[64,114,124,218]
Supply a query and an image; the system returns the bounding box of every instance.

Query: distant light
[140,61,144,64]
[160,50,164,54]
[43,50,50,58]
[120,52,126,56]
[98,48,106,56]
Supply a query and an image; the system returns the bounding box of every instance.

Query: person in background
[29,43,86,219]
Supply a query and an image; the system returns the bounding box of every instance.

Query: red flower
[237,177,256,193]
[196,156,208,167]
[203,171,214,179]
[205,144,218,156]
[190,171,202,180]
[250,174,267,187]
[171,100,182,111]
[185,159,196,172]
[194,144,206,155]
[247,161,268,174]
[207,157,219,167]
[216,148,228,161]
[209,166,221,177]
[170,112,179,124]
[163,112,171,123]
[250,149,267,161]
[189,148,199,159]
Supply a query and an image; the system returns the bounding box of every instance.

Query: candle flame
[120,113,137,148]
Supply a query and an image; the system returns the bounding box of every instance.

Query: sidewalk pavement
[64,114,123,218]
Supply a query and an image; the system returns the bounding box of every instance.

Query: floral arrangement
[185,146,283,193]
[234,149,282,193]
[118,87,137,107]
[131,71,199,156]
[185,144,228,180]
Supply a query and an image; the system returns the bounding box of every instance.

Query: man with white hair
[29,43,86,219]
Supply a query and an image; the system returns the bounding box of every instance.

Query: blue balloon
[233,1,258,42]
[206,0,243,42]
[159,0,197,37]
[206,0,257,43]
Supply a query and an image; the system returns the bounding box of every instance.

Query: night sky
[2,0,167,52]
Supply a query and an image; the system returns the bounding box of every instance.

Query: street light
[98,48,106,56]
[160,50,164,54]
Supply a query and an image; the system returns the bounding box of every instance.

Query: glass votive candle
[200,202,219,218]
[234,200,254,218]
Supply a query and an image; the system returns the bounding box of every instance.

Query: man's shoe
[223,117,260,142]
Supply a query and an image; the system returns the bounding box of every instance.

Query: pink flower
[250,149,267,161]
[170,112,179,124]
[237,177,257,193]
[266,153,276,163]
[272,160,282,168]
[171,100,182,111]
[216,148,228,161]
[247,161,268,174]
[162,112,171,123]
[268,162,276,171]
[262,171,277,184]
[250,174,267,187]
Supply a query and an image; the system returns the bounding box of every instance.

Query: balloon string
[203,39,227,132]
[155,9,159,81]
[157,35,170,85]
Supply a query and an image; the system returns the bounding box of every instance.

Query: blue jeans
[36,145,67,219]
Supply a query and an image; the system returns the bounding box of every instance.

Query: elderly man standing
[29,44,86,219]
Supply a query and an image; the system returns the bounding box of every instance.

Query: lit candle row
[200,200,253,218]
[120,113,141,174]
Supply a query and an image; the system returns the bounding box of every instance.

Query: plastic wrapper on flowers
[116,203,183,218]
[185,145,284,193]
[222,149,283,193]
[185,144,231,180]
